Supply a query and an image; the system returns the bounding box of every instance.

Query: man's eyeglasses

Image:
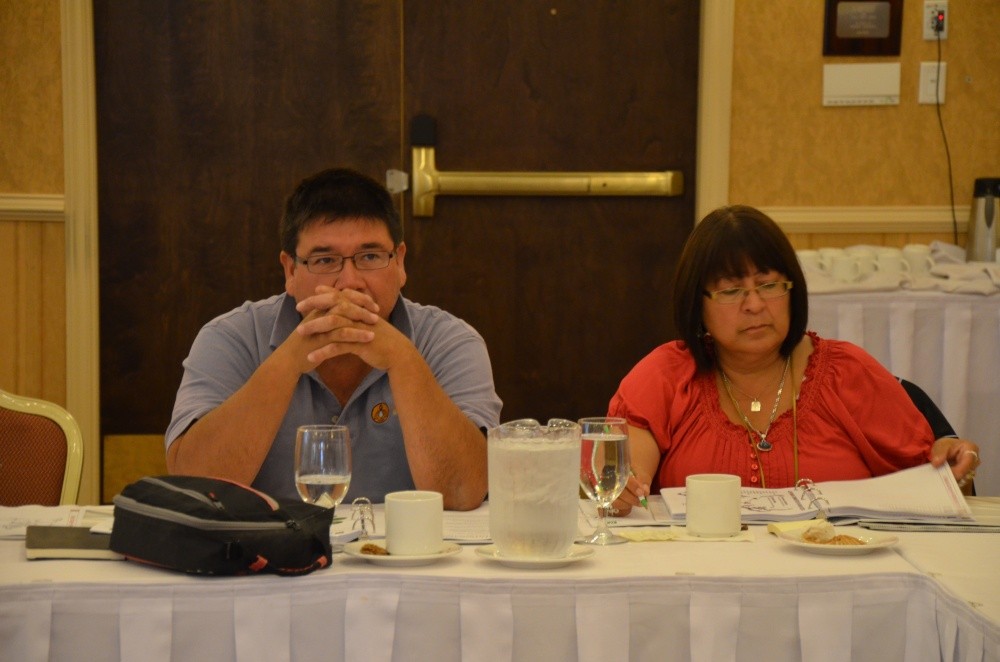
[704,281,793,304]
[295,250,395,275]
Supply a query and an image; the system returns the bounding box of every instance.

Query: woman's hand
[611,425,660,515]
[612,471,650,517]
[930,437,981,493]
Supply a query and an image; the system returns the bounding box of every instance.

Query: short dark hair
[672,205,808,372]
[280,168,402,255]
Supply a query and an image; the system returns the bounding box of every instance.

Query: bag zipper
[142,476,280,513]
[113,494,294,532]
[142,476,231,511]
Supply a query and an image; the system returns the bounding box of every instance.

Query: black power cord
[932,15,959,244]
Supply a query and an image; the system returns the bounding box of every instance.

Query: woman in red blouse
[610,206,981,515]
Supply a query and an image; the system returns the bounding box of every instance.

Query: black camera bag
[110,475,333,576]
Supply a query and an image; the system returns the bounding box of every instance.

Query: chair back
[0,389,84,505]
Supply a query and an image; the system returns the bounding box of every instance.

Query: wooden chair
[0,389,84,506]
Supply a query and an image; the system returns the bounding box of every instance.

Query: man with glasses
[166,168,502,510]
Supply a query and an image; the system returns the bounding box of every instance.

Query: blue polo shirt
[166,293,502,503]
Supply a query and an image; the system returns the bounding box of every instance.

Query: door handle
[410,115,683,217]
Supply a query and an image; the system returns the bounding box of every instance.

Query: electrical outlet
[923,1,948,40]
[919,62,947,104]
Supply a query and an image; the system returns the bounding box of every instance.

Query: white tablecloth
[810,290,1000,495]
[2,503,999,662]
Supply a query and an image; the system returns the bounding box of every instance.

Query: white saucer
[343,540,462,566]
[474,544,595,568]
[776,529,898,556]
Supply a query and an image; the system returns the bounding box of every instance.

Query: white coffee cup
[685,474,742,538]
[385,490,443,556]
[846,246,877,276]
[796,249,822,271]
[818,247,845,271]
[902,244,934,277]
[875,247,910,277]
[830,254,860,283]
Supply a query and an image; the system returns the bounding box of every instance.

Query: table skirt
[2,572,998,662]
[810,291,1000,495]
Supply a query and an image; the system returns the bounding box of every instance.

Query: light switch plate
[919,61,947,104]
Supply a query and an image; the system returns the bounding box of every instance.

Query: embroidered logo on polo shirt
[371,402,390,424]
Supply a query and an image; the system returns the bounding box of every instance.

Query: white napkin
[616,526,755,542]
[617,527,678,542]
[922,241,1000,292]
[668,526,754,542]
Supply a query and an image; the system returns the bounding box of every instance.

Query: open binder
[661,463,975,524]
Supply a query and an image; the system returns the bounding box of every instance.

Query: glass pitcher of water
[487,418,581,559]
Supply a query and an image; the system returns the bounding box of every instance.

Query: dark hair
[280,168,402,255]
[672,205,808,372]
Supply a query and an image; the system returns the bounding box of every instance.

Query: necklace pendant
[750,399,762,412]
[756,437,773,452]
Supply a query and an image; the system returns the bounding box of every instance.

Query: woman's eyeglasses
[703,281,793,304]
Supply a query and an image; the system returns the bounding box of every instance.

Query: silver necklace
[724,363,786,412]
[720,356,790,452]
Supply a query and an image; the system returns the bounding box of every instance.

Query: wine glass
[577,417,631,545]
[294,425,352,510]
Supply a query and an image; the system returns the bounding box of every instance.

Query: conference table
[1,502,998,662]
[809,289,1000,496]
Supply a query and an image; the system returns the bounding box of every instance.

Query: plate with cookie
[342,540,463,566]
[776,521,898,556]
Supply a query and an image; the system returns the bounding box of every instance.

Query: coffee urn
[966,178,1000,263]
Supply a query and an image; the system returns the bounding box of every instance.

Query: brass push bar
[410,115,683,217]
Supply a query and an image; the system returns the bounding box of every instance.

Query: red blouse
[608,332,935,489]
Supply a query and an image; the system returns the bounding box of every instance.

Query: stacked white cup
[875,247,910,278]
[902,244,935,277]
[845,246,877,277]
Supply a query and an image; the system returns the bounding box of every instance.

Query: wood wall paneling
[786,230,965,250]
[0,220,66,405]
[102,435,167,503]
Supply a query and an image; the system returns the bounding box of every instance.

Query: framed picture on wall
[823,0,903,56]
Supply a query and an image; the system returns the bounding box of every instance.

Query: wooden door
[402,2,698,420]
[94,0,403,435]
[95,2,699,485]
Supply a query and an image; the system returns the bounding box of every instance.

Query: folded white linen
[806,269,903,294]
[923,262,1000,294]
[930,241,967,265]
[902,271,998,294]
[932,262,1000,281]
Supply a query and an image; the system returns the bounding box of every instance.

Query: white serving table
[809,290,1000,495]
[1,503,998,662]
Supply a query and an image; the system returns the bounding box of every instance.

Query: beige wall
[729,0,999,249]
[0,0,66,404]
[731,0,998,208]
[2,0,998,502]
